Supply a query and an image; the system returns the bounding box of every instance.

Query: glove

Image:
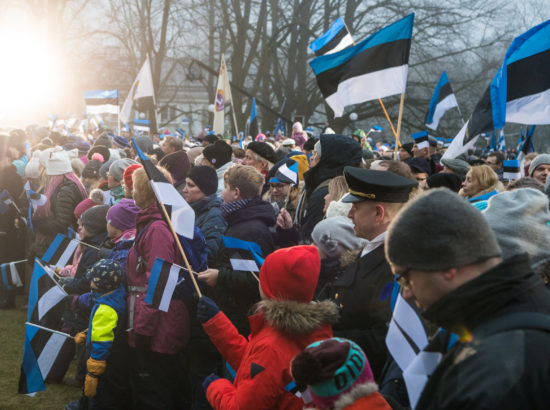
[74,331,87,345]
[84,358,106,397]
[197,296,220,324]
[202,373,220,393]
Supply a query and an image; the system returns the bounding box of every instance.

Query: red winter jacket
[203,299,339,410]
[126,203,190,354]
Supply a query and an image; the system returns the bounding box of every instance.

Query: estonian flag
[491,18,550,129]
[249,97,258,138]
[270,160,299,186]
[497,129,506,152]
[310,13,414,117]
[309,17,354,57]
[1,260,24,289]
[27,260,67,326]
[425,72,459,130]
[83,89,119,115]
[222,236,264,272]
[42,233,79,270]
[145,258,195,312]
[120,56,156,124]
[503,159,521,181]
[131,138,195,239]
[18,323,72,395]
[411,130,429,150]
[133,118,151,134]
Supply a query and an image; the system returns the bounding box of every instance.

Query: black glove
[197,296,220,324]
[202,373,221,393]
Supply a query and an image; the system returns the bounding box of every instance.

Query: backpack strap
[473,312,550,339]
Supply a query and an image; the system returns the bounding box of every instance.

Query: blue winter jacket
[191,194,227,265]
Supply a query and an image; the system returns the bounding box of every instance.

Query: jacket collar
[334,245,387,288]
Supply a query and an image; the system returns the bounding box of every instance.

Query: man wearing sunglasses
[386,188,550,409]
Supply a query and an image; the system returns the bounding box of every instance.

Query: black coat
[191,194,227,266]
[211,198,277,335]
[417,254,550,410]
[329,245,393,381]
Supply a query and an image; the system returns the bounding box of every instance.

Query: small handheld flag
[145,258,196,312]
[42,233,79,270]
[222,236,264,273]
[1,260,25,290]
[411,131,429,150]
[503,160,521,181]
[27,260,67,325]
[270,160,299,186]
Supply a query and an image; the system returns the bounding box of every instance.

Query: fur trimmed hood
[255,299,339,335]
[333,382,379,409]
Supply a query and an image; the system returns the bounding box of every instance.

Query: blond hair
[132,166,173,207]
[224,164,264,199]
[469,165,499,192]
[328,176,348,202]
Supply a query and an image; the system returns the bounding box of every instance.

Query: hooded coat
[416,254,550,409]
[211,198,277,336]
[296,135,362,243]
[203,299,338,410]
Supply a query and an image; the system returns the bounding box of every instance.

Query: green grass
[0,300,80,410]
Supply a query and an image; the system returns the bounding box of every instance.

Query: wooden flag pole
[249,271,259,282]
[157,201,203,298]
[378,99,398,138]
[394,92,406,159]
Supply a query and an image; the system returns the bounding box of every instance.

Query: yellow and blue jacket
[86,286,127,360]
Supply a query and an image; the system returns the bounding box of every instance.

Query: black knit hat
[202,140,233,169]
[159,151,190,185]
[81,205,109,236]
[401,142,414,157]
[87,145,110,162]
[246,141,277,164]
[82,159,102,179]
[188,165,218,196]
[426,172,462,192]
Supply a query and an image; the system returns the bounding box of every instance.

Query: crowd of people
[1,122,550,409]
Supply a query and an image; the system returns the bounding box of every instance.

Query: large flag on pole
[83,90,119,115]
[425,72,459,130]
[131,139,195,239]
[310,13,414,117]
[1,260,25,289]
[491,18,550,129]
[309,17,354,57]
[213,55,232,136]
[249,98,258,137]
[120,56,156,124]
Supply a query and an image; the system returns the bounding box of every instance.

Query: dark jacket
[417,254,550,410]
[191,194,227,266]
[296,135,362,243]
[211,198,277,336]
[329,245,393,381]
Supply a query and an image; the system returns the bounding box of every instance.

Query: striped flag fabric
[83,89,119,115]
[41,233,79,270]
[120,56,156,124]
[249,98,258,137]
[411,130,429,150]
[145,258,195,312]
[18,323,72,394]
[213,55,232,136]
[309,17,354,57]
[132,138,195,239]
[310,13,414,117]
[133,118,151,133]
[503,159,521,181]
[497,129,506,152]
[270,160,299,186]
[425,71,459,130]
[1,260,24,289]
[27,260,67,325]
[222,236,264,272]
[491,18,550,129]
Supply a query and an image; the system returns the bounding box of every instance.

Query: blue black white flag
[497,129,506,152]
[18,323,72,395]
[310,14,414,117]
[133,118,151,134]
[270,159,299,185]
[145,258,195,312]
[27,260,67,325]
[411,130,429,150]
[132,138,195,239]
[222,236,264,272]
[249,98,258,137]
[120,56,156,124]
[503,159,521,181]
[83,89,119,115]
[309,17,354,57]
[1,260,24,289]
[42,234,79,270]
[425,72,459,130]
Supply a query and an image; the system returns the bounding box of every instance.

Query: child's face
[222,183,238,204]
[90,280,100,291]
[78,219,92,239]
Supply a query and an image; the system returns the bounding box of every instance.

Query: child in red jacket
[196,245,339,410]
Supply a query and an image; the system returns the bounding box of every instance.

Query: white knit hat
[46,150,73,176]
[25,150,42,179]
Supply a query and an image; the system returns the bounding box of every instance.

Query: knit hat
[483,188,550,266]
[109,158,138,182]
[291,337,374,408]
[113,135,130,149]
[311,216,364,259]
[74,190,105,219]
[159,150,190,184]
[87,145,110,162]
[529,154,550,177]
[401,142,414,157]
[82,159,102,180]
[255,133,266,142]
[106,198,140,231]
[259,245,320,302]
[81,205,109,236]
[99,158,114,179]
[46,150,73,176]
[25,151,41,179]
[440,158,471,177]
[134,135,154,154]
[123,164,142,192]
[427,172,462,192]
[86,259,122,293]
[246,141,277,164]
[202,140,233,169]
[386,189,501,270]
[188,165,218,196]
[282,138,295,147]
[405,157,431,176]
[93,133,112,149]
[186,146,204,165]
[39,147,58,168]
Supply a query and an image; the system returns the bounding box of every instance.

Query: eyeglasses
[394,268,411,289]
[270,183,286,190]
